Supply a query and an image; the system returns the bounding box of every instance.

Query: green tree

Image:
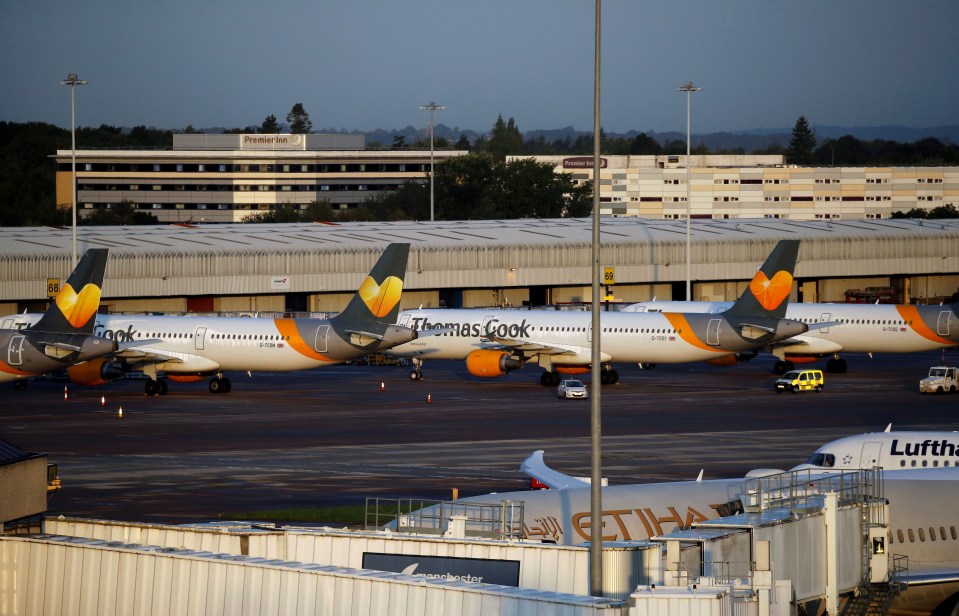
[787,115,816,165]
[81,200,158,225]
[485,115,524,158]
[286,103,313,134]
[260,115,281,134]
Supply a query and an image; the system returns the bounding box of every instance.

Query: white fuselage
[627,300,959,355]
[3,313,347,374]
[392,308,766,365]
[792,431,959,473]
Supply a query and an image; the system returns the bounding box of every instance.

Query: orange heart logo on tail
[749,270,793,311]
[359,275,403,318]
[55,283,102,328]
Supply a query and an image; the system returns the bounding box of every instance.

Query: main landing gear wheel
[825,358,847,373]
[209,377,231,394]
[774,360,794,375]
[540,371,560,386]
[144,379,168,396]
[410,370,423,381]
[600,369,620,385]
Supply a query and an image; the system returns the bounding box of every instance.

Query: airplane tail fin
[31,249,109,335]
[724,239,799,319]
[331,243,410,330]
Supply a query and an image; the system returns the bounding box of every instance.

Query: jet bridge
[635,468,904,616]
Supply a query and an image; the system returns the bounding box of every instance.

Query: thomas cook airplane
[3,243,419,395]
[1,249,116,388]
[388,239,810,385]
[623,297,959,374]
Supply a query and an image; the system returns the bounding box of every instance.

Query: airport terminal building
[529,154,959,220]
[54,133,466,224]
[55,137,959,224]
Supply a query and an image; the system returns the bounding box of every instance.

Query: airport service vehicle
[919,366,959,394]
[624,298,959,374]
[774,368,824,393]
[389,240,809,385]
[556,379,587,399]
[2,243,420,395]
[1,249,117,388]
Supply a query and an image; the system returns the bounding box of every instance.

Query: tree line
[2,111,958,226]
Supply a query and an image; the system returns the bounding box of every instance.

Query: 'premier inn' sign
[562,156,607,169]
[242,134,305,150]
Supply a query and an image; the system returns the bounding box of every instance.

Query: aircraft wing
[112,344,221,372]
[42,341,87,358]
[903,569,959,586]
[767,334,844,354]
[489,336,584,356]
[521,450,591,491]
[806,321,842,332]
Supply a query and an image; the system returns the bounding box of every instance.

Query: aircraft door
[8,335,25,366]
[397,313,410,327]
[314,324,330,353]
[860,442,882,468]
[819,313,831,334]
[937,311,951,336]
[480,315,496,342]
[707,319,721,346]
[195,327,207,351]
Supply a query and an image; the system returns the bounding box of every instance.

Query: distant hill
[184,123,959,150]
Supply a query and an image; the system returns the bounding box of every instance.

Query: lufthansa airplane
[1,249,116,388]
[624,297,959,374]
[4,243,419,395]
[791,425,959,472]
[433,444,959,615]
[388,240,809,385]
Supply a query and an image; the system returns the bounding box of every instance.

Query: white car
[556,379,588,399]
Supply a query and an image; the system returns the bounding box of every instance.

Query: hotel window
[153,164,161,171]
[219,164,227,172]
[198,164,205,172]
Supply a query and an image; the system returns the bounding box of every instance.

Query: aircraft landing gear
[409,358,424,381]
[209,376,232,394]
[600,368,620,385]
[540,371,561,386]
[773,360,794,375]
[826,357,847,373]
[145,378,168,396]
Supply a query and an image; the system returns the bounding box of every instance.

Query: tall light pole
[678,81,700,300]
[61,73,87,267]
[589,0,604,597]
[419,101,445,221]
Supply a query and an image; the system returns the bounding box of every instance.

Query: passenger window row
[893,526,958,544]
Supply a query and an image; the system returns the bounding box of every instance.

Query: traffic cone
[100,396,106,407]
[64,386,68,401]
[118,407,123,419]
[380,381,385,391]
[427,393,432,403]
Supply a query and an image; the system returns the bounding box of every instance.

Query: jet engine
[465,350,523,378]
[67,358,125,386]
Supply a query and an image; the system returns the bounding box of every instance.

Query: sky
[2,0,958,136]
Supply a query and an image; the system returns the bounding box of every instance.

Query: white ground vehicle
[919,366,959,394]
[556,379,588,399]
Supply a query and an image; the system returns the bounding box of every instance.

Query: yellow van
[774,369,824,393]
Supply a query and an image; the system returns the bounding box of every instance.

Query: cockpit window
[805,453,836,467]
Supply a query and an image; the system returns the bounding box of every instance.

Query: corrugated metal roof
[1,218,957,301]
